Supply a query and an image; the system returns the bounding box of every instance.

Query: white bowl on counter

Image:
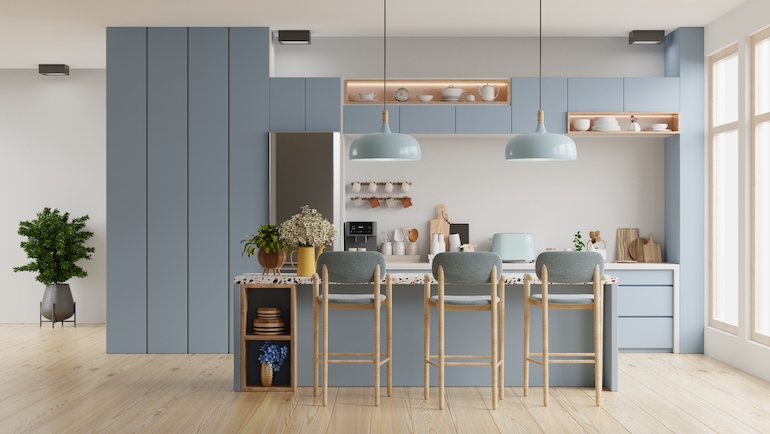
[417,95,433,102]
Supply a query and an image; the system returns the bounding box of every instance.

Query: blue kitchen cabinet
[623,77,680,112]
[399,105,455,134]
[567,77,624,112]
[456,105,512,134]
[270,77,305,131]
[344,105,400,133]
[306,78,341,131]
[511,77,568,134]
[612,269,676,352]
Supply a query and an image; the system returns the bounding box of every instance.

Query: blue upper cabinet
[400,106,455,134]
[270,77,305,131]
[306,78,341,131]
[623,77,680,112]
[344,105,400,133]
[567,77,624,112]
[511,77,568,133]
[456,105,511,134]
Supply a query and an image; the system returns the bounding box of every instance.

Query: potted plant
[279,205,337,276]
[241,224,289,275]
[258,340,288,387]
[572,231,586,251]
[13,208,94,324]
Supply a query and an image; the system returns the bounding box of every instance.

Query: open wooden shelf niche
[345,79,510,104]
[567,112,680,136]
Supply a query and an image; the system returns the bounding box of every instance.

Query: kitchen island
[234,268,619,392]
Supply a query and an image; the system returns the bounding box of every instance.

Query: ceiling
[0,0,747,69]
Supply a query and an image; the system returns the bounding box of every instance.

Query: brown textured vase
[258,249,286,275]
[260,363,274,387]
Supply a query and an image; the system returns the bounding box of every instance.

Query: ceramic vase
[430,234,442,255]
[290,246,324,277]
[260,362,274,387]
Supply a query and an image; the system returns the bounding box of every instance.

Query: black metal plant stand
[40,302,76,328]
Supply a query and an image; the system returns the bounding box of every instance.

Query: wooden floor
[2,324,770,433]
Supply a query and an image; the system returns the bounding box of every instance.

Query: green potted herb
[573,231,585,252]
[258,340,288,387]
[13,208,94,323]
[241,224,289,275]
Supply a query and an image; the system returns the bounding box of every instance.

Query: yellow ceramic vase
[290,246,325,277]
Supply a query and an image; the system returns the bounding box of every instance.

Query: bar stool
[423,252,506,410]
[523,251,607,406]
[312,251,392,406]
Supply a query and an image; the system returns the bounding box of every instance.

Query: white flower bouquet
[279,205,337,248]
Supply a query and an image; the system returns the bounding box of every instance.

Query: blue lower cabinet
[344,105,399,134]
[619,317,674,350]
[456,105,511,134]
[399,106,455,134]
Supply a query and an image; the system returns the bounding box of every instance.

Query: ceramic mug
[353,197,363,208]
[384,182,393,193]
[400,182,411,193]
[351,181,361,193]
[368,182,378,193]
[386,197,396,208]
[369,197,380,208]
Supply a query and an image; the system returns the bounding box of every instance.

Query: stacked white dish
[591,116,621,132]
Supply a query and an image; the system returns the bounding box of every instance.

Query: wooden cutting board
[628,237,648,261]
[616,228,639,262]
[642,234,662,263]
[429,204,454,252]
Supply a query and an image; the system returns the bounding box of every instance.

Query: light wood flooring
[2,324,770,433]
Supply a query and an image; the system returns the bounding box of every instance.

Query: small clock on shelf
[394,87,409,102]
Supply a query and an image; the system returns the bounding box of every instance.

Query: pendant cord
[539,0,542,111]
[383,0,387,112]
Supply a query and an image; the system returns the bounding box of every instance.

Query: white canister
[380,241,392,256]
[438,234,446,252]
[430,234,442,255]
[393,241,405,255]
[449,233,461,252]
[406,242,418,255]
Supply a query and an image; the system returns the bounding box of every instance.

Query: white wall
[0,69,106,324]
[342,136,665,262]
[275,36,665,78]
[704,0,770,382]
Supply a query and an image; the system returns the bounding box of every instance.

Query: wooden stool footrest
[529,352,596,357]
[429,354,492,359]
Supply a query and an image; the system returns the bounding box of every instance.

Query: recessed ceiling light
[277,30,311,45]
[629,30,665,45]
[39,64,69,76]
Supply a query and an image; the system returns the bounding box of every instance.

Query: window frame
[709,44,740,335]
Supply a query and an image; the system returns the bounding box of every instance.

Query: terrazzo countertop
[234,272,618,285]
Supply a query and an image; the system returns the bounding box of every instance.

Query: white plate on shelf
[441,97,460,101]
[649,128,672,132]
[591,126,621,132]
[350,99,378,102]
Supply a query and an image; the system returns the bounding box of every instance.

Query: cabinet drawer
[619,286,673,316]
[611,270,674,286]
[619,317,673,349]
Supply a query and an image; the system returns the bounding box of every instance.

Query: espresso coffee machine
[344,221,378,251]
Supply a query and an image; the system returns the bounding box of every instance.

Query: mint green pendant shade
[349,110,421,161]
[505,110,576,161]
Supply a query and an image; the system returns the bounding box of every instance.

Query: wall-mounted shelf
[567,112,680,137]
[345,79,510,104]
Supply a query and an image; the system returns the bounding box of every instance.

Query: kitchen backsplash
[342,136,665,262]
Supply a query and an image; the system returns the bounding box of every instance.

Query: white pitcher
[477,83,500,102]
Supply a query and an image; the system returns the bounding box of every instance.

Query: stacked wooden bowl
[253,307,285,335]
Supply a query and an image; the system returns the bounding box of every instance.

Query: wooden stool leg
[542,270,549,407]
[423,279,430,401]
[438,272,445,410]
[374,275,381,407]
[322,270,329,406]
[498,276,505,401]
[387,276,393,398]
[595,282,604,406]
[491,273,498,410]
[523,278,531,398]
[313,278,319,398]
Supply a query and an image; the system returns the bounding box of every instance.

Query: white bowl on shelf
[651,123,668,130]
[417,95,433,102]
[573,119,591,131]
[593,117,618,127]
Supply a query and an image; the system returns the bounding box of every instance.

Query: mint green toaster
[491,233,536,262]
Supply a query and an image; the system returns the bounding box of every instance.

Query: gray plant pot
[41,284,75,322]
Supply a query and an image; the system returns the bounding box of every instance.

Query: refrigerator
[269,132,343,252]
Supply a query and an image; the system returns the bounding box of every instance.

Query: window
[752,27,770,346]
[709,45,739,334]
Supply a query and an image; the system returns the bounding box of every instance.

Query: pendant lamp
[349,0,421,161]
[505,0,576,161]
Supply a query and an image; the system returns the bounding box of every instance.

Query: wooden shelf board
[245,334,291,340]
[568,131,680,138]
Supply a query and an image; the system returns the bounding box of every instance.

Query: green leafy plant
[258,340,288,371]
[241,224,289,256]
[573,231,585,252]
[13,208,95,286]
